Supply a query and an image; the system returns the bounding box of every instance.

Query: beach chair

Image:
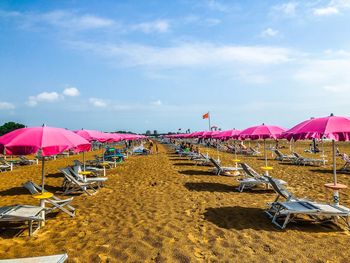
[247,147,260,156]
[68,166,107,185]
[0,157,13,172]
[274,149,298,163]
[59,168,99,196]
[0,205,45,236]
[292,152,326,166]
[73,160,103,175]
[265,176,350,229]
[0,253,68,262]
[237,163,286,192]
[193,153,212,166]
[18,156,37,165]
[86,156,113,168]
[209,158,238,175]
[23,181,76,217]
[338,153,350,173]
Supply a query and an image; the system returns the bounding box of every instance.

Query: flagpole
[208,111,211,131]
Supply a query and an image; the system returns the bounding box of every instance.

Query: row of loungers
[172,142,350,230]
[0,156,114,236]
[274,149,327,166]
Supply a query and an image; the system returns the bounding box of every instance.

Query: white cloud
[89,98,107,108]
[0,101,15,110]
[68,41,292,68]
[41,11,115,30]
[132,20,169,33]
[151,100,162,106]
[313,6,339,16]
[261,28,279,38]
[63,87,80,97]
[295,56,350,95]
[206,0,229,12]
[27,91,61,106]
[0,10,115,31]
[323,84,350,92]
[272,2,298,16]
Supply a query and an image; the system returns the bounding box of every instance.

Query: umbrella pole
[333,140,337,185]
[41,157,45,193]
[264,139,267,167]
[83,151,86,171]
[332,139,340,205]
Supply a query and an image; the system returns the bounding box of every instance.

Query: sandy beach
[0,141,350,262]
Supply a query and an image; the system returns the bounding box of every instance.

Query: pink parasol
[285,114,350,204]
[212,129,241,140]
[75,129,112,143]
[0,126,91,192]
[1,126,90,156]
[239,124,286,140]
[239,124,286,167]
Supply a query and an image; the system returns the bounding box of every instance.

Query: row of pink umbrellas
[0,127,146,193]
[166,114,350,205]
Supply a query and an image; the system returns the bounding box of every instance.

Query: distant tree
[0,122,25,136]
[153,130,158,135]
[145,130,151,136]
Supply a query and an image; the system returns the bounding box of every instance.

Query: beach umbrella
[212,129,241,140]
[0,126,91,192]
[75,129,114,169]
[238,124,286,168]
[285,114,350,204]
[75,129,111,142]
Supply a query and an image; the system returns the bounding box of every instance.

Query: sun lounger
[274,149,298,163]
[0,157,13,172]
[338,153,350,173]
[18,156,37,165]
[247,147,260,156]
[23,181,76,217]
[73,160,103,175]
[0,205,45,236]
[265,176,350,229]
[292,152,326,166]
[68,166,107,185]
[238,163,286,192]
[209,158,239,175]
[86,156,113,168]
[0,253,68,263]
[59,168,100,196]
[193,153,211,166]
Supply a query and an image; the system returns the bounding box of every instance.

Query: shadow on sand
[204,206,344,232]
[179,170,214,176]
[173,162,195,166]
[184,182,236,193]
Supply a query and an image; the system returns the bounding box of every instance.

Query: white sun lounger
[60,168,100,196]
[23,181,76,217]
[209,158,239,175]
[266,176,350,229]
[237,163,286,192]
[0,205,45,236]
[0,253,68,263]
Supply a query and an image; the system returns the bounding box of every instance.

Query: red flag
[202,112,209,119]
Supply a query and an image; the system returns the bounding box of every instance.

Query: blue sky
[1,0,350,133]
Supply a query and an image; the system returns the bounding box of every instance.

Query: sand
[0,141,350,262]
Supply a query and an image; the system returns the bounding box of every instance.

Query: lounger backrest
[239,163,260,179]
[23,181,39,195]
[266,176,293,200]
[68,166,84,181]
[73,160,83,166]
[292,152,301,159]
[60,167,79,183]
[209,158,221,169]
[274,150,283,158]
